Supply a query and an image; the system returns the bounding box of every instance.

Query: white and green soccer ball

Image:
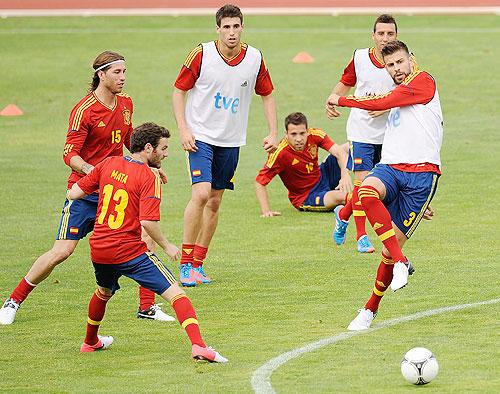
[400,347,439,385]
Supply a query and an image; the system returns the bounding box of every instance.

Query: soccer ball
[400,347,439,385]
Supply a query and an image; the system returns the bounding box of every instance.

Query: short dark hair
[373,14,397,33]
[216,4,243,27]
[130,122,170,153]
[381,40,410,58]
[285,112,308,130]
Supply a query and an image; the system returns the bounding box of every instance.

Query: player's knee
[191,189,211,206]
[50,243,76,264]
[206,196,222,213]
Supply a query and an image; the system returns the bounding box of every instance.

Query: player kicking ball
[68,122,227,362]
[328,40,442,330]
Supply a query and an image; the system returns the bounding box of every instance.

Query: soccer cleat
[0,298,20,325]
[191,344,228,363]
[180,263,196,287]
[391,260,414,292]
[333,205,349,245]
[80,335,114,353]
[357,235,375,253]
[193,265,212,284]
[137,303,176,322]
[347,308,375,331]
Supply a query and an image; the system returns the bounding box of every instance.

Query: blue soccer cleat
[179,263,196,287]
[333,205,349,245]
[193,265,212,284]
[357,235,375,253]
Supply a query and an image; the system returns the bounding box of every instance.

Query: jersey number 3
[97,184,129,229]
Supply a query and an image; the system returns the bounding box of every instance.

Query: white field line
[251,298,500,394]
[1,27,500,35]
[0,7,499,18]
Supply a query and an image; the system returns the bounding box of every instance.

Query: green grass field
[0,14,499,393]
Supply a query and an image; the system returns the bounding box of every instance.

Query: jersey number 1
[97,184,129,229]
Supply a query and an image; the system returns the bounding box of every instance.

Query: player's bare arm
[255,181,281,218]
[140,220,181,261]
[328,143,353,193]
[68,183,87,200]
[172,87,197,152]
[261,94,279,153]
[69,156,94,175]
[368,109,390,118]
[325,82,351,119]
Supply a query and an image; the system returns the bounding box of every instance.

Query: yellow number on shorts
[97,184,129,229]
[403,212,416,227]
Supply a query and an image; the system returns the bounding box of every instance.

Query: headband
[94,59,125,73]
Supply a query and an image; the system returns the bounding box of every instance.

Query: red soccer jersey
[77,156,162,264]
[63,92,134,189]
[174,41,274,96]
[256,129,335,208]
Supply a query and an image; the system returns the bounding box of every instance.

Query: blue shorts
[187,140,240,190]
[366,164,439,238]
[56,193,98,240]
[299,155,342,212]
[93,252,177,295]
[347,141,382,172]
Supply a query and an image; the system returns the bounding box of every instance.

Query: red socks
[171,294,205,347]
[351,181,368,240]
[180,243,195,266]
[10,277,36,304]
[339,193,353,221]
[192,245,208,268]
[358,185,405,263]
[138,286,155,311]
[85,289,112,346]
[365,252,394,312]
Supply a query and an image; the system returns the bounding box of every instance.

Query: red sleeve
[255,149,285,185]
[255,55,274,96]
[139,171,161,221]
[338,71,436,111]
[340,55,356,87]
[76,160,103,195]
[319,134,335,151]
[63,106,91,166]
[174,45,203,91]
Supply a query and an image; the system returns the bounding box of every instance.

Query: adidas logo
[98,121,106,127]
[373,222,383,230]
[241,80,248,87]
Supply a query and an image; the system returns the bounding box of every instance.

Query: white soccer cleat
[137,303,176,322]
[391,261,410,292]
[347,308,375,331]
[0,298,20,325]
[192,344,229,363]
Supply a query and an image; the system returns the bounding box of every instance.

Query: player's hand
[423,205,434,220]
[261,211,281,218]
[263,134,278,153]
[157,168,168,184]
[368,109,389,118]
[336,175,353,194]
[180,128,197,152]
[325,94,342,119]
[164,243,181,261]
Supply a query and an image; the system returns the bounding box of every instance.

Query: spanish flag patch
[69,227,79,234]
[354,158,362,165]
[192,169,201,177]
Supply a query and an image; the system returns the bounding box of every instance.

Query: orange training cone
[292,52,314,64]
[0,104,23,116]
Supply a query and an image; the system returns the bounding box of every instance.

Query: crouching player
[68,122,227,362]
[255,112,352,216]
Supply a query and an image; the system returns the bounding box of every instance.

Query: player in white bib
[172,4,278,287]
[328,40,443,330]
[326,15,399,254]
